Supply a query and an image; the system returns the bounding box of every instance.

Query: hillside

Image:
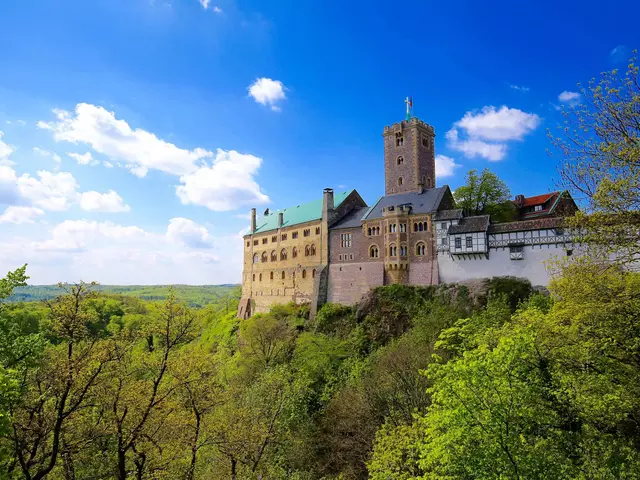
[7,284,240,307]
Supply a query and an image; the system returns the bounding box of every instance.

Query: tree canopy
[453,168,515,221]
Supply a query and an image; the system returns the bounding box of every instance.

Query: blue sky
[0,0,638,284]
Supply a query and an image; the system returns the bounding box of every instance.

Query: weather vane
[405,96,413,121]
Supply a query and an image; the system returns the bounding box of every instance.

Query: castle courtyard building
[238,114,578,319]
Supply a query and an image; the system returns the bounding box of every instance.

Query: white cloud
[510,84,530,92]
[0,206,45,224]
[213,6,223,13]
[38,103,213,177]
[199,0,210,8]
[103,161,114,168]
[79,190,131,213]
[34,220,148,252]
[33,147,62,167]
[0,132,16,166]
[68,151,96,166]
[177,149,270,211]
[17,170,79,211]
[1,165,130,213]
[167,217,214,248]
[558,91,581,106]
[435,154,461,178]
[446,106,540,161]
[248,78,287,111]
[5,120,26,127]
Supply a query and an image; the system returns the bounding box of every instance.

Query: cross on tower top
[404,96,413,121]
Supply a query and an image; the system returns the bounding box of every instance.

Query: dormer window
[397,156,404,165]
[534,205,543,211]
[395,132,404,147]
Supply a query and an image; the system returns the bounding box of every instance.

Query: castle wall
[327,262,385,305]
[438,244,572,286]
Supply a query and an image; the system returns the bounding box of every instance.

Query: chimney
[322,188,334,222]
[514,194,525,208]
[278,212,284,228]
[250,208,256,233]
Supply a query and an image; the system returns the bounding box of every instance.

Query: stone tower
[382,117,436,195]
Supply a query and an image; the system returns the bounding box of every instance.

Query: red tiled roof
[520,192,558,207]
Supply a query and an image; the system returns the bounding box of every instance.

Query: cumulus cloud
[68,152,97,166]
[0,132,16,166]
[248,78,287,111]
[38,103,213,177]
[445,106,540,161]
[199,0,210,8]
[510,84,530,92]
[213,6,223,13]
[177,149,270,211]
[79,190,131,213]
[558,91,582,106]
[0,206,45,224]
[0,165,130,213]
[34,220,148,252]
[33,147,62,167]
[166,217,214,248]
[435,154,462,178]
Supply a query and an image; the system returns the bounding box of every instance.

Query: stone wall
[327,262,385,305]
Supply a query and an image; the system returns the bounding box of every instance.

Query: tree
[453,169,513,220]
[549,50,640,263]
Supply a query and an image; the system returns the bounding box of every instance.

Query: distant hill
[7,284,240,308]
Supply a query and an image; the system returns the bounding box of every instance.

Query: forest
[0,48,638,480]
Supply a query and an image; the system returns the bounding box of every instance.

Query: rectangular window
[281,233,287,241]
[262,238,267,244]
[441,222,447,230]
[272,235,277,242]
[253,240,259,246]
[339,254,343,261]
[455,237,461,249]
[315,227,320,235]
[304,229,310,237]
[534,205,543,211]
[466,236,473,248]
[341,233,352,248]
[442,237,448,246]
[349,253,354,260]
[292,231,298,239]
[510,245,524,260]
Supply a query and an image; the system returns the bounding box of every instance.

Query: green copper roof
[253,190,354,234]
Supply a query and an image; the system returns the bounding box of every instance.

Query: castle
[237,115,578,319]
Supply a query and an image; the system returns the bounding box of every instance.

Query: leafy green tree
[549,50,640,263]
[454,168,513,220]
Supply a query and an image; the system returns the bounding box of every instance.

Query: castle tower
[382,114,436,196]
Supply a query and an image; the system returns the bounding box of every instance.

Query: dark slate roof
[488,217,565,234]
[435,209,463,221]
[330,207,368,230]
[448,215,490,234]
[362,186,449,221]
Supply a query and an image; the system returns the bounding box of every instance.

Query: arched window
[422,176,426,186]
[369,245,379,258]
[259,273,262,281]
[413,222,418,232]
[281,271,285,280]
[418,223,424,232]
[312,269,316,278]
[423,222,428,231]
[271,250,277,262]
[376,227,380,235]
[270,271,274,280]
[292,247,298,258]
[310,244,316,256]
[367,227,372,236]
[305,245,310,256]
[261,252,268,262]
[397,156,404,165]
[253,253,259,264]
[302,269,307,279]
[416,242,426,256]
[389,244,397,257]
[252,274,255,281]
[280,248,287,261]
[426,177,432,188]
[398,177,403,186]
[400,244,407,257]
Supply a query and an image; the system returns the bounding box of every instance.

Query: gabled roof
[448,215,490,234]
[435,209,463,221]
[253,190,354,234]
[520,192,556,208]
[488,217,565,234]
[330,206,368,230]
[362,186,450,221]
